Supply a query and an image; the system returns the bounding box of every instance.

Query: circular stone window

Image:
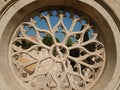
[9,7,106,90]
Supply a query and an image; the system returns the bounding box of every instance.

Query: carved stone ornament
[9,8,106,90]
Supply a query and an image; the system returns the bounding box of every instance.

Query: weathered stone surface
[105,0,120,20]
[0,0,120,90]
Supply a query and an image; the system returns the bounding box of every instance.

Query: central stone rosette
[50,44,69,62]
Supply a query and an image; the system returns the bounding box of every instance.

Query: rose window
[9,8,106,90]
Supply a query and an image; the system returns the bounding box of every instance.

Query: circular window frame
[0,0,119,90]
[9,7,106,90]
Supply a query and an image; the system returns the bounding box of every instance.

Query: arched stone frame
[0,0,120,90]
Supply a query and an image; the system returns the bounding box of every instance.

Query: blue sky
[23,11,94,42]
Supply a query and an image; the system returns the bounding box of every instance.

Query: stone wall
[0,0,120,19]
[0,0,120,90]
[105,0,120,19]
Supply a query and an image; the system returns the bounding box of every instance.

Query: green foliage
[21,39,34,49]
[42,35,60,46]
[66,38,73,47]
[55,37,60,42]
[75,34,80,40]
[84,31,96,52]
[42,35,54,46]
[83,31,89,42]
[85,44,96,52]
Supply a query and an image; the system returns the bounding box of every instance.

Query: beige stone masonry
[0,0,120,90]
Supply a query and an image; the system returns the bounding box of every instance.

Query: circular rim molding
[0,0,120,90]
[9,7,106,90]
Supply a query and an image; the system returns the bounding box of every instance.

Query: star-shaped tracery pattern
[9,8,106,90]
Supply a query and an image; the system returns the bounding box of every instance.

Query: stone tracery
[9,8,105,90]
